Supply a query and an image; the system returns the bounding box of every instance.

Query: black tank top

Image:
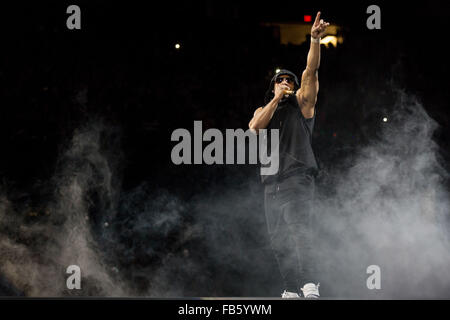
[261,95,318,184]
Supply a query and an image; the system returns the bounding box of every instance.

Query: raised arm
[296,12,329,119]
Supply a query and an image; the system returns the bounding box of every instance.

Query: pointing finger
[314,12,321,26]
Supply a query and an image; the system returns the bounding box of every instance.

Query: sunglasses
[276,76,294,84]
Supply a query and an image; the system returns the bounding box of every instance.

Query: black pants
[264,173,317,293]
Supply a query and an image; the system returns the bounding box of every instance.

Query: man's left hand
[311,12,330,39]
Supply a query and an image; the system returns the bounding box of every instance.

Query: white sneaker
[300,283,320,298]
[281,290,300,298]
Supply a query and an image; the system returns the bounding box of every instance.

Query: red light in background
[304,15,312,22]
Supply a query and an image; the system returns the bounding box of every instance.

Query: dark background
[0,0,449,296]
[1,0,449,190]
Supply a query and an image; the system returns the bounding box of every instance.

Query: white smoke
[0,91,448,298]
[314,91,450,298]
[0,122,127,296]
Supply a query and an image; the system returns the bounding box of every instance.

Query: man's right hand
[249,84,292,132]
[274,84,292,100]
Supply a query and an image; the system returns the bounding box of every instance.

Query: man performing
[248,12,329,298]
